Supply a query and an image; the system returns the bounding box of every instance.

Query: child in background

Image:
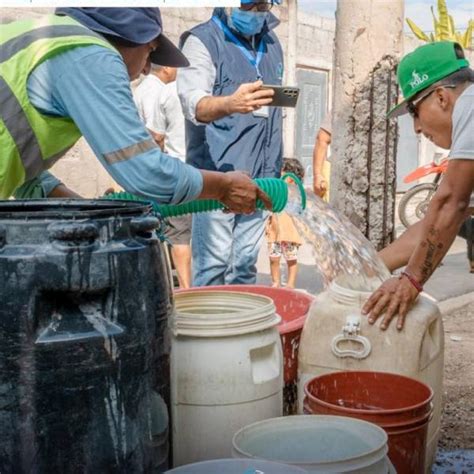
[265,158,304,288]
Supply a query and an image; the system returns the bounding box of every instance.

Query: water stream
[285,184,391,291]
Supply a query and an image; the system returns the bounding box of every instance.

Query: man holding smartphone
[177,0,284,286]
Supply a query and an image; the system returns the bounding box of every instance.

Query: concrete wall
[296,13,335,71]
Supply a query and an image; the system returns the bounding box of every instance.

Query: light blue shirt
[27,44,203,204]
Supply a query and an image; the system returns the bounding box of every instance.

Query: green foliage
[406,0,472,49]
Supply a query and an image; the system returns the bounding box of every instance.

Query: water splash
[286,185,391,291]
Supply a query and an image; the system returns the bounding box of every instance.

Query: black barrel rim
[0,199,152,219]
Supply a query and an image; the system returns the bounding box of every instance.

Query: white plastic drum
[171,291,283,466]
[232,415,393,473]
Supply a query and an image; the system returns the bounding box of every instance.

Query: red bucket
[304,371,433,473]
[177,285,314,415]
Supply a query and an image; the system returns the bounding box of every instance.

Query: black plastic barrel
[0,200,172,473]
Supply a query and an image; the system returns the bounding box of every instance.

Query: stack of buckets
[170,284,441,473]
[304,372,433,473]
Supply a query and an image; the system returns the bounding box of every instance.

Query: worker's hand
[313,174,328,198]
[361,275,420,331]
[226,80,274,115]
[149,129,165,150]
[219,171,272,214]
[48,184,82,199]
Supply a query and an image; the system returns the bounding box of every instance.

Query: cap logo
[409,70,429,90]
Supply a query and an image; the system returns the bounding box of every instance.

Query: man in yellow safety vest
[0,7,270,213]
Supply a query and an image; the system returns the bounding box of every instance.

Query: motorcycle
[399,158,473,273]
[398,158,448,228]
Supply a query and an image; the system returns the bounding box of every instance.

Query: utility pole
[330,0,404,250]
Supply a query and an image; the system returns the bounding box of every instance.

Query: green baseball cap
[388,41,469,118]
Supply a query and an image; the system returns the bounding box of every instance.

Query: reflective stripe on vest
[0,24,104,180]
[0,76,43,180]
[0,25,103,64]
[103,138,158,165]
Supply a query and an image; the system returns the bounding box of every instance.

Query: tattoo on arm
[428,226,441,238]
[419,227,444,283]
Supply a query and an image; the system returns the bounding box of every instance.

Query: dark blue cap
[55,7,189,67]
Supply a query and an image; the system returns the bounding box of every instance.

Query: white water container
[171,291,283,467]
[298,276,444,470]
[232,415,394,473]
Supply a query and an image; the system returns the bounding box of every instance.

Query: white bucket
[171,291,283,467]
[166,458,307,473]
[232,415,393,473]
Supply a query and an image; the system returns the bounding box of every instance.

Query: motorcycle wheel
[398,183,438,228]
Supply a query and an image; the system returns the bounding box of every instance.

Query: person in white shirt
[133,65,176,144]
[155,81,186,159]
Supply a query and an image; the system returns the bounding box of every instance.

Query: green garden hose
[101,175,306,218]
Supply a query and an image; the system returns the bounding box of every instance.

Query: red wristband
[401,271,423,293]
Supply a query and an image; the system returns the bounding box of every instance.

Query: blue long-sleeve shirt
[27,44,203,204]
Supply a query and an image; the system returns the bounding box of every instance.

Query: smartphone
[260,85,300,108]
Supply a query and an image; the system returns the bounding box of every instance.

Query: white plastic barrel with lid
[232,415,395,473]
[297,276,444,470]
[171,291,283,467]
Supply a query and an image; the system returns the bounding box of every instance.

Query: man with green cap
[362,41,474,331]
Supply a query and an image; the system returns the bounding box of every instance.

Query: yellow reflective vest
[0,14,116,198]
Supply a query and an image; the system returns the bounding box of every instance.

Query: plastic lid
[0,199,149,219]
[173,291,280,337]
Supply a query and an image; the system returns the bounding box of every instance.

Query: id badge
[253,106,269,118]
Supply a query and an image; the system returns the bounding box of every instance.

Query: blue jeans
[192,210,267,286]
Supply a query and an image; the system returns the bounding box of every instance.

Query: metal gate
[295,68,328,185]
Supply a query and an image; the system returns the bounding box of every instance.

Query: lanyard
[212,16,265,79]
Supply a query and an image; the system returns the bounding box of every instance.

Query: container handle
[35,296,124,345]
[48,221,99,250]
[130,216,161,239]
[331,314,371,359]
[249,342,280,384]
